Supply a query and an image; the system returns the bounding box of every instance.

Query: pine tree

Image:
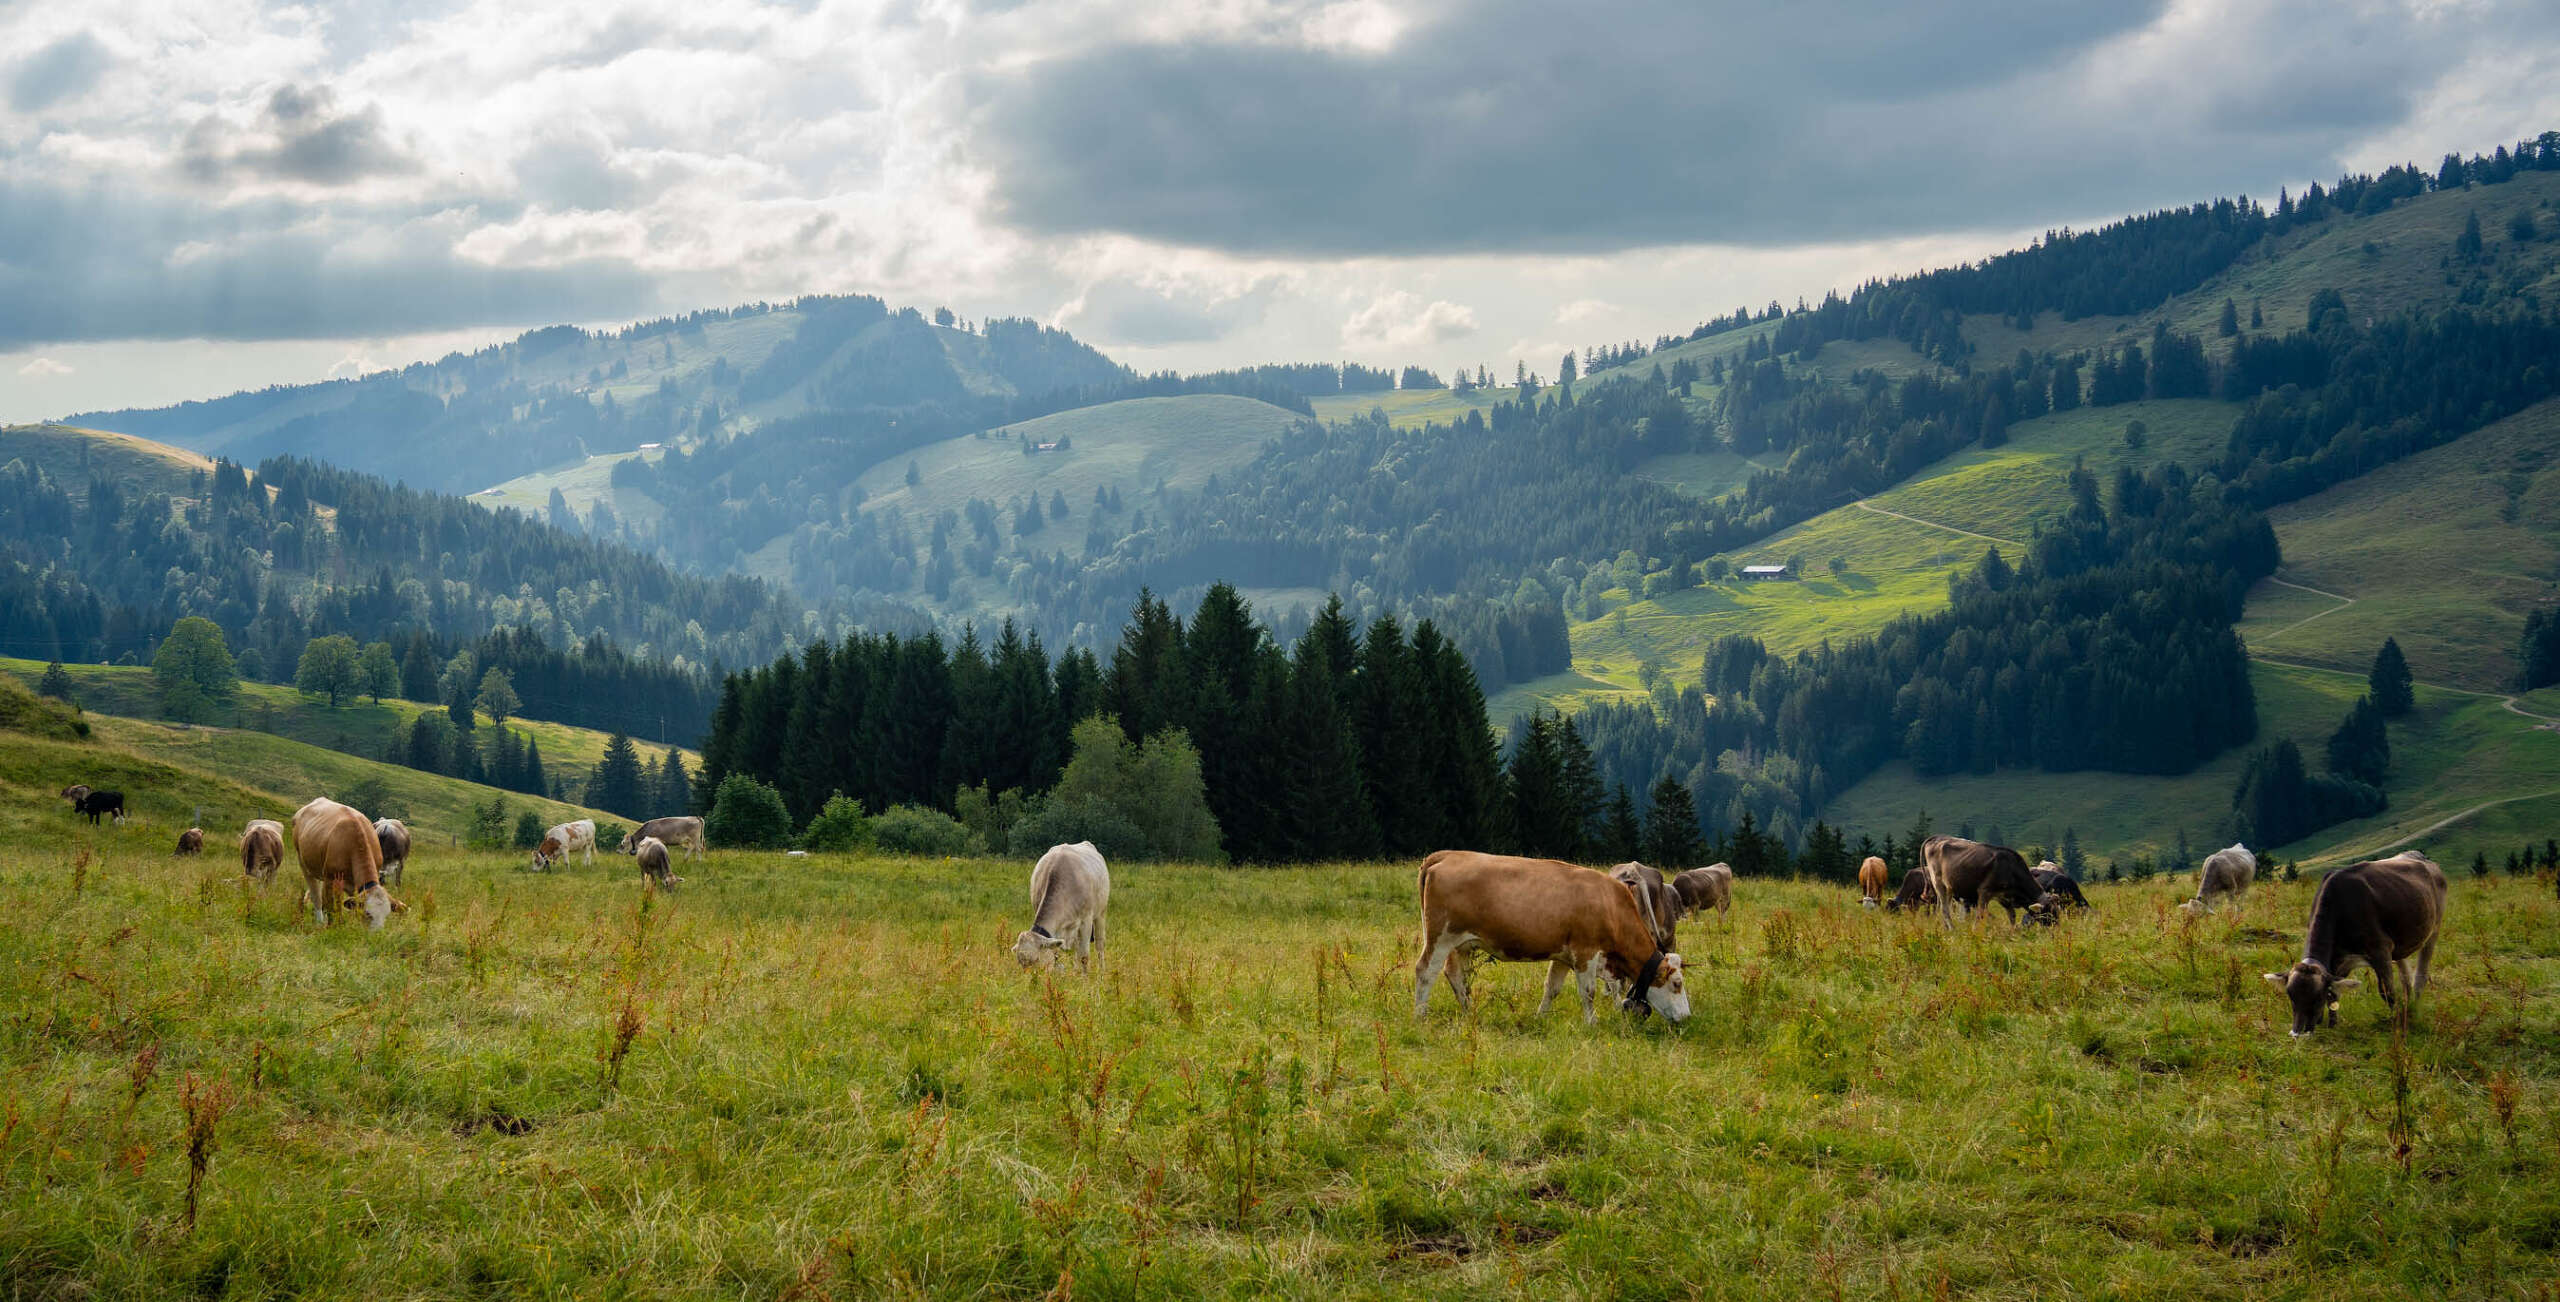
[1642,775,1701,869]
[399,639,437,702]
[2471,851,2492,879]
[1505,713,1569,858]
[2324,695,2390,784]
[589,731,646,817]
[2059,827,2085,877]
[660,748,693,814]
[1556,716,1604,859]
[1287,626,1378,860]
[1354,615,1433,854]
[1602,784,1642,863]
[2368,638,2415,717]
[2457,209,2485,262]
[36,660,73,701]
[520,734,548,798]
[1728,809,1768,877]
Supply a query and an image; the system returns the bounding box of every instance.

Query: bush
[954,783,1035,851]
[1006,796,1148,862]
[873,804,978,857]
[595,822,627,854]
[1045,717,1224,862]
[469,797,511,850]
[801,794,875,853]
[513,810,547,850]
[706,774,794,850]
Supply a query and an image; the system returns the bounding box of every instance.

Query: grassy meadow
[1,840,2556,1299]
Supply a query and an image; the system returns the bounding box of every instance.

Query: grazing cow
[60,784,90,809]
[1886,869,1936,912]
[632,836,681,889]
[1011,841,1110,972]
[2265,852,2447,1036]
[292,797,403,929]
[240,819,285,882]
[1413,851,1690,1024]
[623,815,707,860]
[2031,862,2092,911]
[2181,843,2257,915]
[1857,855,1889,906]
[74,789,125,825]
[373,818,411,886]
[1921,835,2056,927]
[532,818,598,871]
[174,827,204,856]
[1610,861,1683,951]
[1671,863,1735,924]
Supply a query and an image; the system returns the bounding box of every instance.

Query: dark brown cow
[1414,851,1688,1023]
[1671,863,1734,924]
[240,819,285,882]
[2266,852,2446,1036]
[632,836,681,890]
[1921,835,2055,927]
[174,827,204,856]
[1885,869,1935,912]
[293,797,403,929]
[1610,861,1682,951]
[1857,855,1889,906]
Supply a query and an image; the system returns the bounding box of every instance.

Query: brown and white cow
[174,827,204,856]
[632,836,681,890]
[1857,855,1888,906]
[1671,863,1734,924]
[532,818,597,871]
[240,819,285,883]
[292,797,403,928]
[1414,851,1689,1024]
[1610,861,1683,951]
[2181,843,2256,915]
[2266,852,2446,1036]
[622,815,707,860]
[373,818,411,886]
[1921,835,2056,927]
[1011,841,1110,972]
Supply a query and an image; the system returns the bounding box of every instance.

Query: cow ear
[2262,972,2285,985]
[390,898,409,912]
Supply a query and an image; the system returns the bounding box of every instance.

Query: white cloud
[16,357,73,377]
[1341,291,1478,355]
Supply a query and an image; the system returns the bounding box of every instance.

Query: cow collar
[1030,923,1052,940]
[1622,952,1665,1016]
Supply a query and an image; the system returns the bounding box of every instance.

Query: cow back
[1029,841,1110,930]
[1420,852,1657,965]
[292,798,384,894]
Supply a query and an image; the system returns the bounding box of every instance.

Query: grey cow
[2181,843,2256,915]
[1012,841,1110,973]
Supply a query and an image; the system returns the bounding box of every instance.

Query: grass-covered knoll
[851,394,1303,540]
[1,842,2553,1299]
[1825,660,2560,868]
[0,673,86,743]
[1860,398,2237,543]
[2234,397,2560,691]
[2,658,697,775]
[1630,449,1782,501]
[471,447,667,524]
[0,423,214,496]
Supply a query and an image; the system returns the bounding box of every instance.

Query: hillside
[2,658,697,784]
[0,422,214,497]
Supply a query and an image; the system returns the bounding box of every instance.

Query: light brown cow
[292,797,403,928]
[632,836,681,889]
[373,818,411,886]
[174,827,204,856]
[532,818,597,871]
[2266,851,2446,1036]
[1414,851,1689,1023]
[240,819,285,882]
[1857,855,1889,906]
[1672,863,1734,923]
[1012,841,1110,972]
[623,815,707,860]
[1609,861,1682,951]
[2182,843,2256,915]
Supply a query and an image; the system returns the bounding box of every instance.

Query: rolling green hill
[0,422,214,497]
[3,659,697,792]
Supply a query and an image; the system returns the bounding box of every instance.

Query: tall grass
[1,842,2554,1297]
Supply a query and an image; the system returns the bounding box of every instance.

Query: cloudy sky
[3,0,2556,420]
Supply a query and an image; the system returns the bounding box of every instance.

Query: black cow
[2031,863,2091,911]
[2265,852,2447,1036]
[75,789,125,825]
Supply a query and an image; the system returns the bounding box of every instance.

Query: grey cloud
[0,179,659,347]
[1063,277,1280,346]
[514,136,644,211]
[182,83,416,186]
[975,0,2528,255]
[10,30,112,112]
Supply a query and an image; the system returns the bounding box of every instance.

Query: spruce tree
[2324,695,2390,784]
[590,731,646,817]
[2059,827,2085,877]
[1602,784,1642,864]
[1556,716,1605,859]
[1505,713,1569,858]
[1641,775,1701,869]
[36,660,73,701]
[1288,628,1378,860]
[521,734,548,798]
[2369,638,2415,717]
[660,748,693,814]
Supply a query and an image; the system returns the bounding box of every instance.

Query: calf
[2181,843,2256,915]
[1414,851,1689,1024]
[1857,855,1888,906]
[1671,863,1734,924]
[292,797,404,929]
[74,789,125,825]
[1921,835,2055,927]
[1609,861,1682,952]
[624,815,707,860]
[174,827,204,856]
[373,818,411,886]
[632,836,681,889]
[240,819,285,883]
[2031,862,2091,910]
[1012,841,1110,972]
[2266,852,2446,1036]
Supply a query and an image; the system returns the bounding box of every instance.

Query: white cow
[1011,841,1110,972]
[533,818,597,871]
[2182,843,2256,915]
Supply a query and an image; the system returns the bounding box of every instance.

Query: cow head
[61,784,90,803]
[1012,926,1068,970]
[532,837,562,870]
[1621,953,1690,1022]
[2265,960,2355,1036]
[2026,892,2062,925]
[341,883,405,930]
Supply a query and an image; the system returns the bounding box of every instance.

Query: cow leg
[1413,929,1463,1018]
[1088,914,1105,974]
[1444,953,1473,1012]
[2413,933,2437,1009]
[1536,961,1570,1016]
